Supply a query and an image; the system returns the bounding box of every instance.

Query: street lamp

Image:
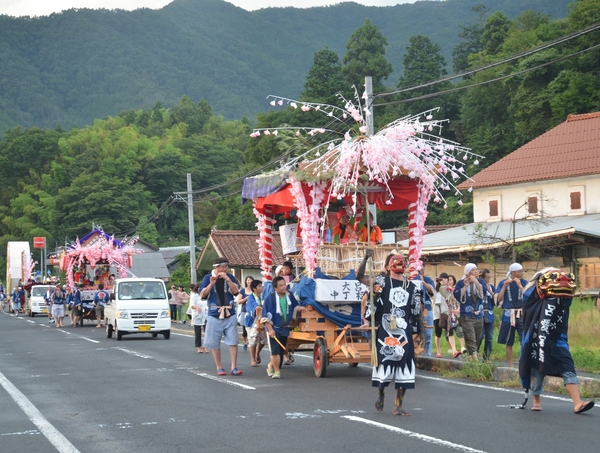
[511,200,530,262]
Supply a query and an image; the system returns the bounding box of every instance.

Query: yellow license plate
[138,325,151,331]
[41,309,48,313]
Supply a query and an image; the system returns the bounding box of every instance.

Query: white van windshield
[32,286,50,297]
[118,281,166,300]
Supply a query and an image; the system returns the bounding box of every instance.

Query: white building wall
[472,174,600,222]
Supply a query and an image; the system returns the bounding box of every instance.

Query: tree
[388,35,457,134]
[342,18,393,92]
[452,4,488,73]
[481,11,510,55]
[301,48,346,105]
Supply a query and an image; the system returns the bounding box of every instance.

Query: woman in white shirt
[189,284,208,353]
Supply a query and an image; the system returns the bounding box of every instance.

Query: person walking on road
[176,286,189,324]
[447,275,467,355]
[496,263,528,367]
[200,257,242,376]
[237,276,254,351]
[0,289,7,313]
[433,273,460,358]
[94,284,110,328]
[189,284,208,353]
[369,254,423,416]
[261,276,304,379]
[168,285,177,323]
[246,279,266,367]
[51,284,66,327]
[479,269,496,361]
[519,268,595,414]
[45,285,55,324]
[453,264,485,360]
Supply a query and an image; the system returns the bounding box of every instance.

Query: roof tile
[210,230,304,268]
[460,111,600,189]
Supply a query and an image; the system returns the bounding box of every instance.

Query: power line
[373,41,600,108]
[373,21,600,100]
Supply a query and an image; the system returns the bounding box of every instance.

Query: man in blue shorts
[496,263,528,367]
[200,257,242,376]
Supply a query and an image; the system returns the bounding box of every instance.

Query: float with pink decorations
[243,91,479,376]
[59,229,142,324]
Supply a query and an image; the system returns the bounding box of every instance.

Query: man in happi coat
[519,268,594,413]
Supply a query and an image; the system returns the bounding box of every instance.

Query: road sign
[33,237,46,249]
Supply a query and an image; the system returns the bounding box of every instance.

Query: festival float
[243,89,480,377]
[59,228,142,324]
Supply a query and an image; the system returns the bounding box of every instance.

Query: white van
[104,278,171,340]
[27,285,51,317]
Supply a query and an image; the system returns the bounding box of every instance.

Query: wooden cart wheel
[313,337,328,378]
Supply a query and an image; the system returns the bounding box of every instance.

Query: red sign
[33,237,46,249]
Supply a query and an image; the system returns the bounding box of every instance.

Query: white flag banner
[314,279,368,304]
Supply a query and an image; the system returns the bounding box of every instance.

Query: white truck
[5,241,31,296]
[104,278,171,340]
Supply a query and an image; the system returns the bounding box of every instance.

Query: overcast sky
[0,0,419,17]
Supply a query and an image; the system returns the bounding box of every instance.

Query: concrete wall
[472,175,600,223]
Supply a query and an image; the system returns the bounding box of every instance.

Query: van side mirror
[110,293,115,301]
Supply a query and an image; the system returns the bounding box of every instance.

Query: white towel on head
[506,263,523,278]
[463,263,477,280]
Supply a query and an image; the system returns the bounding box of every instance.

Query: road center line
[342,415,486,453]
[26,320,36,324]
[112,347,153,359]
[79,337,100,344]
[0,371,81,453]
[192,372,256,390]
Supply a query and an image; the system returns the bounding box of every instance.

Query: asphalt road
[1,312,597,453]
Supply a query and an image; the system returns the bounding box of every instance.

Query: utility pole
[365,76,374,136]
[174,174,197,284]
[186,174,197,284]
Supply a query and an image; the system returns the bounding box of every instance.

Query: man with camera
[496,263,528,367]
[200,257,242,376]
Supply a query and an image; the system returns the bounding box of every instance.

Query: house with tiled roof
[462,112,600,222]
[402,112,600,292]
[196,230,304,282]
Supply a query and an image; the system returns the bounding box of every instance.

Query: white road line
[171,332,191,337]
[342,415,486,453]
[0,371,81,453]
[417,374,572,402]
[112,347,153,359]
[26,320,36,324]
[57,329,71,335]
[79,337,100,344]
[192,372,256,390]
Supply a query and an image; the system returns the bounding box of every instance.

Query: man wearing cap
[200,257,242,376]
[332,210,355,242]
[496,263,528,367]
[453,263,485,359]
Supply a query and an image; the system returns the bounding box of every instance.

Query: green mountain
[0,0,573,133]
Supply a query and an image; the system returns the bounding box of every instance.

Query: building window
[570,191,581,210]
[489,200,498,217]
[528,196,538,214]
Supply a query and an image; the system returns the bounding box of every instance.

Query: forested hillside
[1,0,599,274]
[0,0,572,133]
